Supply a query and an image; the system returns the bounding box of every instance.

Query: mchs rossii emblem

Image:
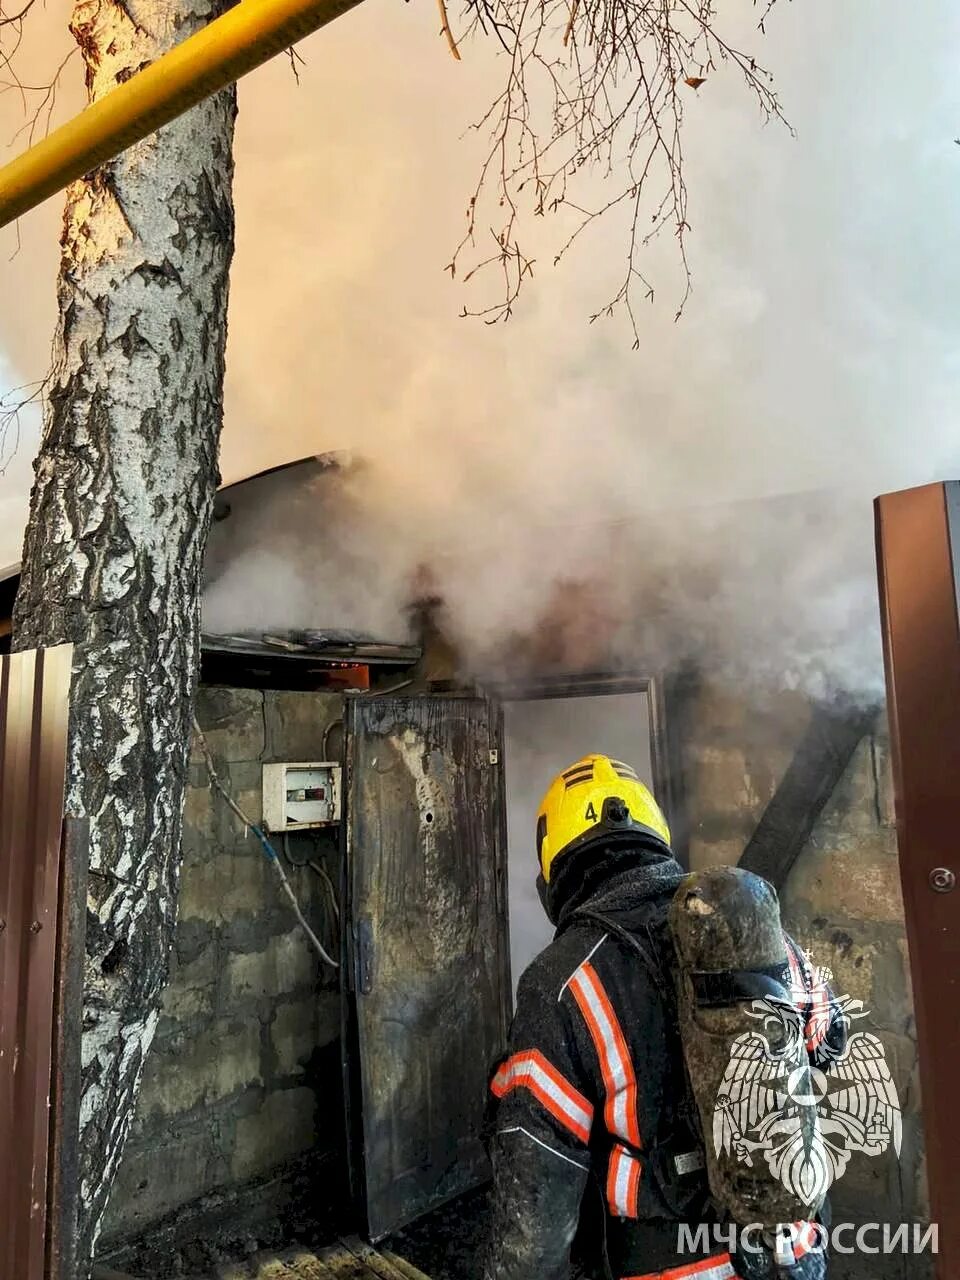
[714,961,902,1203]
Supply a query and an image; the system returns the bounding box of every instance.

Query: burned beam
[340,1237,434,1280]
[738,698,879,890]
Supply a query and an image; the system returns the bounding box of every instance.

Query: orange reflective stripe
[785,936,833,1053]
[569,961,642,1147]
[606,1143,642,1218]
[623,1252,736,1280]
[491,1050,593,1143]
[805,978,831,1051]
[606,1147,619,1213]
[793,1220,820,1259]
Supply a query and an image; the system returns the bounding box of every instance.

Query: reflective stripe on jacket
[481,864,844,1280]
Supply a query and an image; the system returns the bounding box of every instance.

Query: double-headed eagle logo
[714,963,902,1205]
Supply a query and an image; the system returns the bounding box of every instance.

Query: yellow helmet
[536,753,671,883]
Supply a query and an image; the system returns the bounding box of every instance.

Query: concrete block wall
[101,686,345,1244]
[678,680,929,1279]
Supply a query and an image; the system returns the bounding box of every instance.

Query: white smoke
[2,0,960,697]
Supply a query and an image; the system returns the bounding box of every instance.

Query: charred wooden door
[343,695,510,1242]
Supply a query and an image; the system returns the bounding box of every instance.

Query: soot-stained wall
[677,681,928,1280]
[97,669,929,1280]
[100,686,345,1248]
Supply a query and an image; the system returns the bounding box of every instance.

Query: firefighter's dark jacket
[481,838,843,1280]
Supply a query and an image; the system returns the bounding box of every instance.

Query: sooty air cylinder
[668,866,825,1230]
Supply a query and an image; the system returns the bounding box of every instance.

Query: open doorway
[500,678,668,999]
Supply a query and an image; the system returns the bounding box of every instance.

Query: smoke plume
[2,0,959,698]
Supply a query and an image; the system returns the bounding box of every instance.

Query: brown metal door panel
[875,483,960,1278]
[345,695,509,1242]
[0,646,73,1280]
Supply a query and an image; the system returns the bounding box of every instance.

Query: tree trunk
[12,0,237,1266]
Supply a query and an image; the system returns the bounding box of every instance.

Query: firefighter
[482,754,838,1280]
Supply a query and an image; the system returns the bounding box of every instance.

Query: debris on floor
[211,1238,431,1279]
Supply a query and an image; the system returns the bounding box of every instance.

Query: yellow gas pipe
[0,0,364,230]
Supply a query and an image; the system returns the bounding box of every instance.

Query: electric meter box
[262,762,342,831]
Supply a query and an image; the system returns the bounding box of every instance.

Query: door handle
[356,916,375,995]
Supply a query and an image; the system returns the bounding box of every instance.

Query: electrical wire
[192,715,339,969]
[321,717,343,761]
[279,830,313,867]
[282,833,341,926]
[367,678,414,697]
[311,858,341,924]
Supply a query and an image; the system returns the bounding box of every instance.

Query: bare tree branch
[438,0,463,60]
[0,375,47,474]
[3,48,77,148]
[286,44,306,84]
[0,0,41,30]
[454,0,789,343]
[0,26,77,261]
[1,0,79,151]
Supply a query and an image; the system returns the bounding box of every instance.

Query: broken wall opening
[501,681,660,994]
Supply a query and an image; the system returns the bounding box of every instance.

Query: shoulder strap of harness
[569,906,674,1006]
[565,906,717,1224]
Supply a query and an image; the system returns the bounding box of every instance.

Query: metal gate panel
[875,483,960,1279]
[0,645,74,1280]
[344,695,509,1242]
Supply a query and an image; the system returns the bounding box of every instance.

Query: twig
[0,0,41,28]
[453,0,787,343]
[1,5,75,134]
[563,0,579,48]
[437,0,462,61]
[0,376,48,472]
[286,45,306,84]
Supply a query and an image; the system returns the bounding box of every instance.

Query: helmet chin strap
[536,872,555,924]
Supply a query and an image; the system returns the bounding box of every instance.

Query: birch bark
[12,0,237,1264]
